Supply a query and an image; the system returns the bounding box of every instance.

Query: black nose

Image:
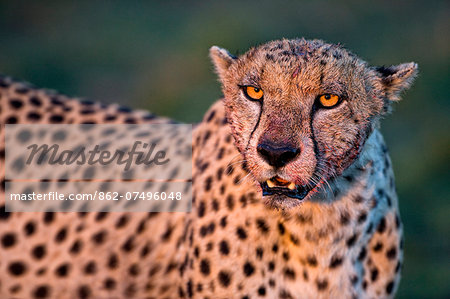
[257,143,300,168]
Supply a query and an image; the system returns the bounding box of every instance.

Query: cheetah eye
[242,86,264,101]
[317,94,341,108]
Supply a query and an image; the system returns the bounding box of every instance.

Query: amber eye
[318,94,340,108]
[243,86,264,101]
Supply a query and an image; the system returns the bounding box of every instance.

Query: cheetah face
[210,39,417,208]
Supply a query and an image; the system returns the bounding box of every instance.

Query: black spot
[95,212,108,222]
[50,97,64,105]
[8,285,20,293]
[256,218,269,234]
[243,261,255,276]
[386,195,392,207]
[353,195,364,203]
[27,112,41,121]
[395,261,401,273]
[29,96,42,106]
[284,267,296,280]
[118,106,132,113]
[70,239,82,254]
[346,234,358,247]
[78,285,91,299]
[329,255,343,268]
[107,253,119,269]
[204,176,212,191]
[121,236,135,252]
[0,205,11,220]
[135,219,147,235]
[258,285,266,296]
[386,281,395,294]
[129,264,140,276]
[340,211,350,225]
[226,195,235,210]
[220,216,227,227]
[32,245,46,259]
[373,242,383,252]
[279,289,294,299]
[186,279,193,297]
[115,215,129,228]
[140,243,152,257]
[33,285,49,298]
[55,227,67,243]
[84,261,96,274]
[197,201,206,217]
[357,212,367,223]
[2,232,16,248]
[219,240,230,255]
[395,214,401,229]
[358,247,367,261]
[200,259,211,275]
[256,247,264,259]
[236,226,247,239]
[161,225,174,241]
[212,199,219,211]
[316,278,329,291]
[371,268,379,281]
[49,115,64,123]
[6,116,18,124]
[55,263,70,277]
[290,234,300,246]
[386,247,397,260]
[268,261,275,271]
[303,269,309,281]
[282,251,290,261]
[218,271,232,287]
[269,279,276,287]
[104,114,117,121]
[104,278,116,290]
[307,255,318,267]
[10,99,23,109]
[43,212,54,224]
[92,230,107,245]
[278,222,285,235]
[178,287,185,298]
[262,240,274,255]
[9,261,27,276]
[377,217,386,233]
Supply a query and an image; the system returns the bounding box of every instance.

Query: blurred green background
[0,1,448,297]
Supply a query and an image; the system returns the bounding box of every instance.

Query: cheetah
[0,38,417,298]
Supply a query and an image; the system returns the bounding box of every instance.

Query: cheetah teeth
[266,179,276,188]
[266,179,297,190]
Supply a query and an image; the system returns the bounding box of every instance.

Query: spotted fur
[0,38,417,298]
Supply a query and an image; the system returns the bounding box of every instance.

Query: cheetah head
[210,39,417,209]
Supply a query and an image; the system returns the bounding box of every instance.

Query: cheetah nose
[257,143,300,168]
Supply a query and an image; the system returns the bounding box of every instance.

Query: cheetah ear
[209,46,237,81]
[375,62,418,101]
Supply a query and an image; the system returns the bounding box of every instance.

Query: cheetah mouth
[260,176,313,200]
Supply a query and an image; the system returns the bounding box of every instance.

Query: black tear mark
[245,103,264,153]
[309,105,321,179]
